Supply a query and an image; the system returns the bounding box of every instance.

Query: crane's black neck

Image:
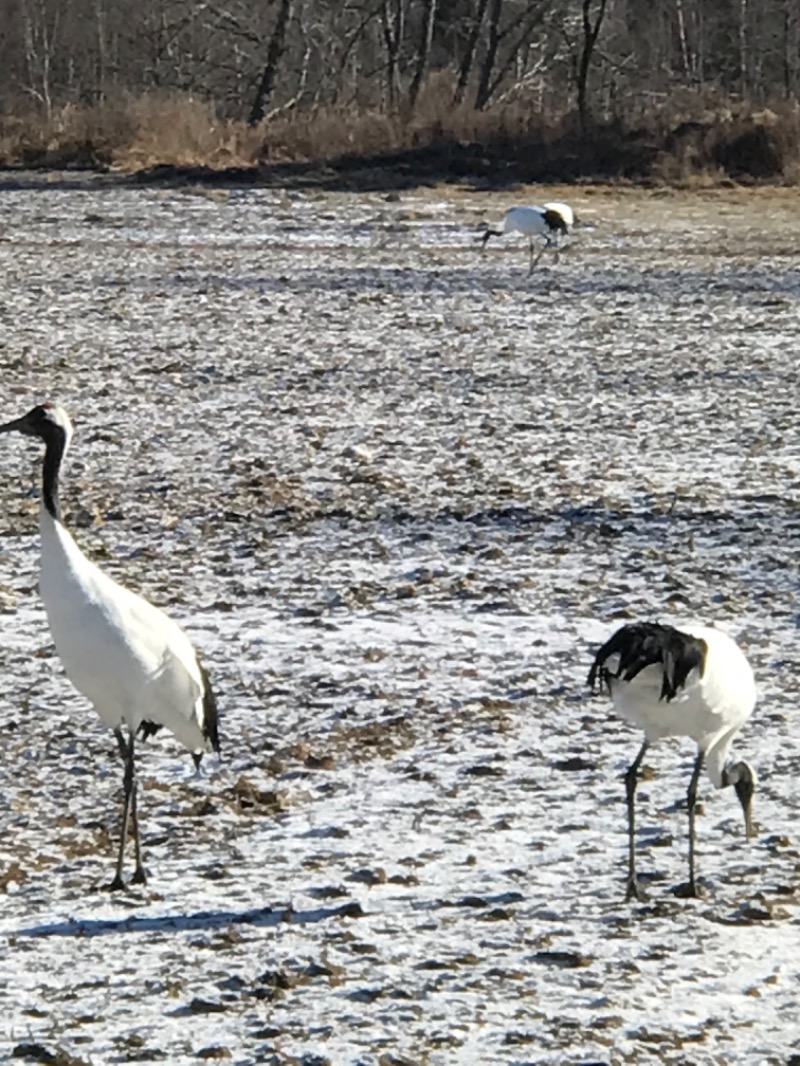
[41,423,67,521]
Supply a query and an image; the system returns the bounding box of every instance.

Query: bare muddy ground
[0,177,800,1065]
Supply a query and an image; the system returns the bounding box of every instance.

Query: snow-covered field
[1,175,800,1065]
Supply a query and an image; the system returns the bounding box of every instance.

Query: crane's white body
[501,205,550,237]
[40,509,209,755]
[605,623,756,788]
[499,202,574,240]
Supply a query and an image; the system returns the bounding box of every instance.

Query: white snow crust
[0,176,799,1065]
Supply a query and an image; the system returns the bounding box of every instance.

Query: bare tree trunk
[576,0,608,132]
[675,0,691,83]
[483,0,551,104]
[739,0,747,96]
[248,0,295,126]
[408,0,437,109]
[454,0,491,105]
[783,0,794,98]
[474,0,503,110]
[94,0,107,102]
[21,0,59,116]
[381,0,406,111]
[695,1,706,85]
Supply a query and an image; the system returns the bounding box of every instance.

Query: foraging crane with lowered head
[588,621,756,901]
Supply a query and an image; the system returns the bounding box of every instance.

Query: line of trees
[7,0,800,127]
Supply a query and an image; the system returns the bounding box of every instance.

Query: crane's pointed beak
[0,414,30,435]
[742,796,755,839]
[735,775,756,839]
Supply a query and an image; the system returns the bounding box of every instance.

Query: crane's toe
[625,876,648,902]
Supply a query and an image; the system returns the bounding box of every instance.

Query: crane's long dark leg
[625,740,649,901]
[682,749,705,898]
[530,241,547,273]
[108,728,134,890]
[108,727,146,890]
[129,745,147,886]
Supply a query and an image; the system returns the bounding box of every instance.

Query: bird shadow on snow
[11,900,360,939]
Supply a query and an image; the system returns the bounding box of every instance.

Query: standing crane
[0,402,220,891]
[588,621,757,901]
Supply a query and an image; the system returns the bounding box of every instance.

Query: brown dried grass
[125,95,263,168]
[0,87,797,184]
[0,101,135,166]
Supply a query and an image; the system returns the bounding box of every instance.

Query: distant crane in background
[481,201,575,273]
[0,402,220,891]
[588,621,757,902]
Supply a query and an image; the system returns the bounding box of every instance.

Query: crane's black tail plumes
[198,659,220,755]
[588,622,707,702]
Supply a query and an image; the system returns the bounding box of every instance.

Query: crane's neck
[41,423,69,522]
[704,739,737,788]
[706,739,753,792]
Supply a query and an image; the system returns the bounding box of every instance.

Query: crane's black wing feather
[588,622,707,702]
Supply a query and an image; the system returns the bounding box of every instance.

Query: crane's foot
[131,866,148,887]
[106,874,127,892]
[673,879,704,899]
[625,875,648,902]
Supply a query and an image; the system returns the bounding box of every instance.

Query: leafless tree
[248,0,295,124]
[408,0,437,108]
[20,0,60,115]
[468,0,557,110]
[454,0,491,104]
[380,0,406,110]
[576,0,608,131]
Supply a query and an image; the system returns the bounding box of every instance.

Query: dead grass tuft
[0,103,128,167]
[647,91,800,185]
[125,95,262,168]
[262,106,400,163]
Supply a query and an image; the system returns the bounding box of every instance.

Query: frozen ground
[0,175,800,1065]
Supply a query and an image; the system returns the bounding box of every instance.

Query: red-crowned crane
[0,402,220,891]
[481,201,575,273]
[588,621,756,902]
